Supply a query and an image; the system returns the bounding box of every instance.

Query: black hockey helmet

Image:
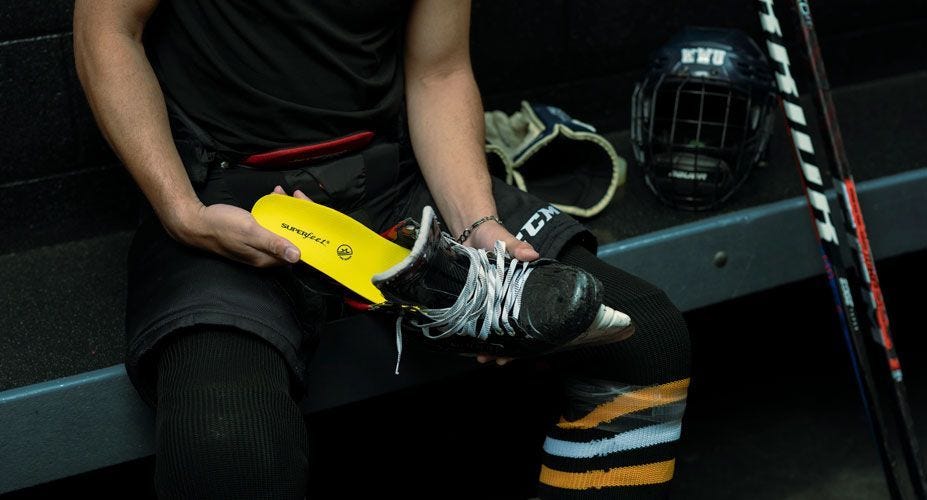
[631,26,777,210]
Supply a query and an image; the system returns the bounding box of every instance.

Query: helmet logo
[668,170,709,181]
[681,47,727,66]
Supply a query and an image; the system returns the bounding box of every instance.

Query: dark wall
[1,0,924,253]
[472,0,927,128]
[0,0,137,253]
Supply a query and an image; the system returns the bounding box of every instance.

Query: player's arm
[73,0,299,267]
[404,0,538,262]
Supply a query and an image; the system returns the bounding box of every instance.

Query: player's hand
[465,220,539,366]
[272,185,313,201]
[466,219,540,262]
[474,353,515,366]
[168,189,309,267]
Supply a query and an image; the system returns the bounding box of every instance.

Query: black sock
[155,327,309,500]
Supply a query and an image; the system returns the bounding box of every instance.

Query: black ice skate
[371,206,634,366]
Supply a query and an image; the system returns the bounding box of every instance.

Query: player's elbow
[407,60,473,91]
[404,41,474,88]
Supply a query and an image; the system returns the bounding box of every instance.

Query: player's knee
[560,287,690,385]
[643,288,689,356]
[630,287,691,381]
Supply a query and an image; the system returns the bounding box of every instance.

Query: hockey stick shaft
[756,1,918,497]
[787,1,927,496]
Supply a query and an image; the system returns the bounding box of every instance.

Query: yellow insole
[251,194,410,304]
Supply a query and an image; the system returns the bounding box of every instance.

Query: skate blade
[251,194,410,304]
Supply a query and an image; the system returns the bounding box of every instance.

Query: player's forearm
[405,67,497,237]
[74,26,201,237]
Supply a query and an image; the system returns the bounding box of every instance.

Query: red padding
[243,131,375,167]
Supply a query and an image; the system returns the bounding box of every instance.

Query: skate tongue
[371,206,437,283]
[372,206,467,308]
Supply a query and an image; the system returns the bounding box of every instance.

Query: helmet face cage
[631,28,776,211]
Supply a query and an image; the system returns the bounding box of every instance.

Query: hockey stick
[756,1,927,498]
[783,2,927,496]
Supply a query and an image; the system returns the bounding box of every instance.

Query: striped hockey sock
[538,377,689,499]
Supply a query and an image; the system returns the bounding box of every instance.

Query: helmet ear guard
[631,27,777,211]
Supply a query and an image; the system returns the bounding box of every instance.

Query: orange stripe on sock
[540,459,676,489]
[558,378,689,430]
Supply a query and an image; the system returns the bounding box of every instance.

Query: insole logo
[337,244,354,260]
[281,222,331,246]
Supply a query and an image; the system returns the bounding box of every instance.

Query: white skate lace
[392,236,535,374]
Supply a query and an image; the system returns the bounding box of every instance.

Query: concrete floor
[670,249,927,500]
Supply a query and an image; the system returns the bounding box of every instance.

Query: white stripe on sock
[543,421,682,459]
